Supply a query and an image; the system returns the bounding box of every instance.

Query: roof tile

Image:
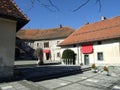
[59,16,120,46]
[17,26,75,40]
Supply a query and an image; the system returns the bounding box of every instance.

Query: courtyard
[0,61,120,90]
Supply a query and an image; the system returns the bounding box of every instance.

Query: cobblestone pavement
[0,69,120,90]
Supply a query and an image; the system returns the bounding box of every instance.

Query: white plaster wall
[61,41,120,66]
[49,39,61,61]
[33,38,64,61]
[0,18,16,78]
[93,42,120,66]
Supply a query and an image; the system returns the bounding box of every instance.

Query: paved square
[0,70,120,90]
[54,83,103,90]
[36,79,71,89]
[93,74,119,82]
[79,78,112,89]
[59,75,88,82]
[59,71,97,82]
[0,82,30,90]
[78,74,120,90]
[112,85,120,90]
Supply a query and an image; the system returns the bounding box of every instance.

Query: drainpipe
[77,46,80,64]
[93,45,95,64]
[80,50,82,65]
[77,46,83,65]
[119,42,120,59]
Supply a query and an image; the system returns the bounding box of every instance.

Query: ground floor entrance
[84,54,89,65]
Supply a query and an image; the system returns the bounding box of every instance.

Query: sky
[14,0,120,30]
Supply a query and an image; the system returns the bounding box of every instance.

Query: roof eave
[16,19,30,31]
[59,35,120,46]
[0,14,29,31]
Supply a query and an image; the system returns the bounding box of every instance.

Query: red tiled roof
[59,16,120,46]
[16,27,75,40]
[0,0,29,31]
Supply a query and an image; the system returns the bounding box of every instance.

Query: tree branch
[26,0,35,12]
[73,0,90,12]
[37,0,56,12]
[48,0,60,11]
[73,0,102,12]
[31,0,35,7]
[96,0,101,12]
[29,0,102,12]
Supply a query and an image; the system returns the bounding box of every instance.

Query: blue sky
[14,0,120,30]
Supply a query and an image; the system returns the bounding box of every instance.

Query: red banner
[44,49,50,53]
[81,45,93,54]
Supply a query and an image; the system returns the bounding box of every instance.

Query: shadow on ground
[0,65,91,83]
[14,65,83,82]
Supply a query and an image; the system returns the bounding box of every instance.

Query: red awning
[44,49,50,53]
[81,45,93,54]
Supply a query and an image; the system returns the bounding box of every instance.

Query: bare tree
[29,0,101,12]
[73,0,101,12]
[30,0,59,12]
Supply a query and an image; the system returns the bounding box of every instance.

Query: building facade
[17,26,75,61]
[59,16,120,66]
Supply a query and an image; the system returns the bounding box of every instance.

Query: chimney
[85,22,89,25]
[101,16,106,20]
[59,24,63,28]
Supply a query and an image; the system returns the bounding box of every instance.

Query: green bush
[62,49,75,60]
[62,49,75,65]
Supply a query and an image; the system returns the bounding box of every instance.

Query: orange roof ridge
[59,16,120,46]
[72,23,120,36]
[23,26,74,31]
[84,16,120,26]
[17,26,75,40]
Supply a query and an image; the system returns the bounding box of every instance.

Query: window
[44,42,49,48]
[37,43,39,47]
[97,52,103,61]
[57,41,60,45]
[57,52,60,57]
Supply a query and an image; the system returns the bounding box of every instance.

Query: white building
[59,16,120,66]
[17,26,75,61]
[0,0,29,78]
